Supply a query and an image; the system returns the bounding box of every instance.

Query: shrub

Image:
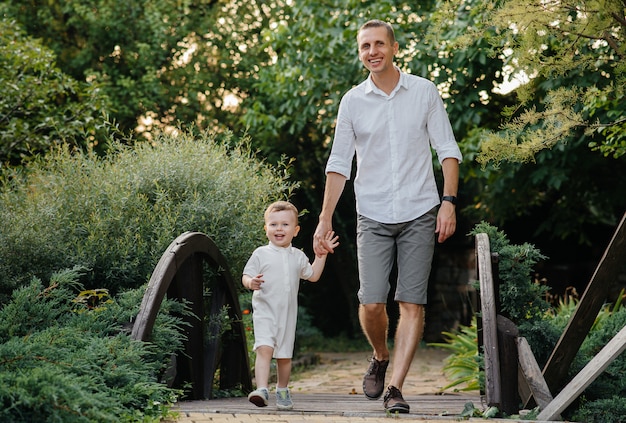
[469,222,550,324]
[566,304,626,419]
[0,129,296,301]
[429,318,483,392]
[0,268,187,422]
[572,396,626,423]
[432,222,550,393]
[438,223,626,422]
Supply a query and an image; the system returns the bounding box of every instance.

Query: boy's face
[264,209,300,248]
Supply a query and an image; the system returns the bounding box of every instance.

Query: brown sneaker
[383,386,410,413]
[363,357,389,399]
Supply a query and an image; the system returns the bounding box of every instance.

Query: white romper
[243,242,314,358]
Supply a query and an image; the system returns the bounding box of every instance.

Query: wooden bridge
[131,212,626,421]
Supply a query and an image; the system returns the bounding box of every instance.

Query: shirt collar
[364,66,408,96]
[268,241,292,251]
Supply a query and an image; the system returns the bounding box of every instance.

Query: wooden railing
[131,232,252,400]
[476,212,626,420]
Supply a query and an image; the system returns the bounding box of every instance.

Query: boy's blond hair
[264,201,299,223]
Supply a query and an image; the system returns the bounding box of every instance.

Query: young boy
[243,200,338,410]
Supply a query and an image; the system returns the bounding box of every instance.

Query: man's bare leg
[359,303,390,361]
[388,302,425,390]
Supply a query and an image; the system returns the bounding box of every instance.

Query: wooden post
[517,337,554,410]
[497,315,519,415]
[476,233,501,407]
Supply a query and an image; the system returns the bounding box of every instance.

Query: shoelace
[384,386,402,401]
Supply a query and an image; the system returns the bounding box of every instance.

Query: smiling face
[264,209,300,248]
[357,25,398,76]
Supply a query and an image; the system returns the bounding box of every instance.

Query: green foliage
[0,129,295,301]
[432,222,549,394]
[573,396,626,423]
[460,402,500,419]
[0,268,185,422]
[2,0,228,133]
[469,222,550,322]
[429,320,482,392]
[0,16,114,166]
[438,0,626,162]
[573,306,626,399]
[434,0,626,248]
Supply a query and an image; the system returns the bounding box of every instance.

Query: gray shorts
[356,208,436,305]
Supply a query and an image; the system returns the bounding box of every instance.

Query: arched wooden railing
[131,232,252,399]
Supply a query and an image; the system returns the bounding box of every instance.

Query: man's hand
[435,201,456,243]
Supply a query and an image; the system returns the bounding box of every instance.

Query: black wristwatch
[441,195,457,205]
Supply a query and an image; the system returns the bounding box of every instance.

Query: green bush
[0,268,187,422]
[438,223,626,421]
[469,222,550,323]
[433,222,550,393]
[565,305,626,419]
[0,129,295,301]
[573,396,626,423]
[429,319,483,392]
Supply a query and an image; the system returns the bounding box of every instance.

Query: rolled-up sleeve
[325,96,356,180]
[427,84,463,164]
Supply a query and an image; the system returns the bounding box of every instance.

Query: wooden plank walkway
[174,393,564,422]
[170,349,560,422]
[177,392,480,418]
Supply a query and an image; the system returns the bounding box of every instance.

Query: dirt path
[288,347,457,396]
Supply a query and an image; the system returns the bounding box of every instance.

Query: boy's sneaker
[248,388,269,407]
[276,388,293,410]
[363,357,389,399]
[383,385,410,413]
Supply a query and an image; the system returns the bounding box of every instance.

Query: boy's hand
[247,274,264,290]
[317,231,339,257]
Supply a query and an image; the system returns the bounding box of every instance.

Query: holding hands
[315,230,339,258]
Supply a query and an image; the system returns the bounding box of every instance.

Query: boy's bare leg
[276,358,292,388]
[254,346,273,388]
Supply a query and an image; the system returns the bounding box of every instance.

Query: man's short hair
[358,19,396,44]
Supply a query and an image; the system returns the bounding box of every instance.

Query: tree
[432,0,626,250]
[236,0,514,335]
[0,17,112,166]
[5,0,511,336]
[8,0,623,334]
[477,0,625,162]
[1,0,272,137]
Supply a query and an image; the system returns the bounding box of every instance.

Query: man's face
[357,26,398,74]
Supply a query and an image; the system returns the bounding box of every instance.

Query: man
[313,19,462,413]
